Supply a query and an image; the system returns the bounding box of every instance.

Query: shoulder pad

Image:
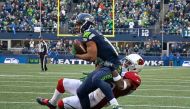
[124,71,141,88]
[83,30,96,41]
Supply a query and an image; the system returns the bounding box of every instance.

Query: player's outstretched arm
[112,70,125,90]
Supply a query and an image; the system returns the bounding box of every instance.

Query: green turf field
[0,64,190,109]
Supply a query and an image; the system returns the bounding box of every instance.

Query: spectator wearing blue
[52,48,59,64]
[10,22,16,35]
[48,48,59,64]
[162,54,169,66]
[169,52,174,66]
[175,53,183,66]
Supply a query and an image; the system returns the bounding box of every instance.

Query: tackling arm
[75,41,97,61]
[112,70,124,90]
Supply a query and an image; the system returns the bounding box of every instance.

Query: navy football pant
[77,67,114,109]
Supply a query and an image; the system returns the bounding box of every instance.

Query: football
[73,41,87,54]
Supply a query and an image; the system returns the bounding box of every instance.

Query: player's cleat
[45,68,48,71]
[112,105,123,109]
[36,97,56,109]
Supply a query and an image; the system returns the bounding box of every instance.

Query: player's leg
[36,78,82,108]
[44,55,48,71]
[40,53,44,71]
[57,96,82,109]
[92,67,119,107]
[58,89,104,109]
[77,71,97,109]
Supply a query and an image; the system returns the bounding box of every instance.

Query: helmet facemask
[80,20,94,33]
[122,59,132,69]
[73,13,95,34]
[122,58,135,72]
[122,54,145,73]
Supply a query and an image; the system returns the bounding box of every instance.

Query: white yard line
[0,72,85,75]
[0,85,54,88]
[143,67,189,71]
[142,76,190,78]
[1,84,190,88]
[0,101,189,109]
[143,78,190,82]
[143,80,190,84]
[0,91,53,95]
[0,74,66,78]
[139,89,190,92]
[128,95,190,99]
[0,91,189,99]
[0,80,55,84]
[142,84,190,88]
[121,105,190,109]
[0,101,36,104]
[0,85,190,92]
[1,80,190,84]
[1,74,190,82]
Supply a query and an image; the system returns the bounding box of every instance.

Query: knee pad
[57,100,64,109]
[56,78,65,93]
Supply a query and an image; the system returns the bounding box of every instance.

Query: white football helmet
[122,54,144,72]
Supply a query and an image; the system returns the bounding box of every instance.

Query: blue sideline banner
[0,54,190,66]
[50,58,163,66]
[0,55,28,64]
[50,55,163,66]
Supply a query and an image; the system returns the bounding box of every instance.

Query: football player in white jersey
[36,54,144,109]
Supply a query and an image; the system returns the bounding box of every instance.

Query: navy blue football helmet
[74,13,95,33]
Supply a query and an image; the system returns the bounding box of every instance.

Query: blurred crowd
[18,38,188,57]
[67,0,161,34]
[0,0,161,34]
[1,38,190,58]
[115,0,160,30]
[0,0,58,32]
[169,42,190,56]
[0,0,190,57]
[66,0,114,34]
[1,0,190,34]
[163,0,190,34]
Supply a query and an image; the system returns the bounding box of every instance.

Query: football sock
[49,78,65,106]
[110,98,119,106]
[49,89,62,106]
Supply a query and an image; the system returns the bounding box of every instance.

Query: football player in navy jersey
[72,13,123,109]
[36,54,145,109]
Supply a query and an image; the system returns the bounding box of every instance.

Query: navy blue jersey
[82,28,120,65]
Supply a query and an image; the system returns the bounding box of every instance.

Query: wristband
[113,75,121,81]
[122,80,127,90]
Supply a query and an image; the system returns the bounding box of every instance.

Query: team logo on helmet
[137,59,144,65]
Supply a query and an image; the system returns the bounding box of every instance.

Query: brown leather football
[73,42,87,54]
